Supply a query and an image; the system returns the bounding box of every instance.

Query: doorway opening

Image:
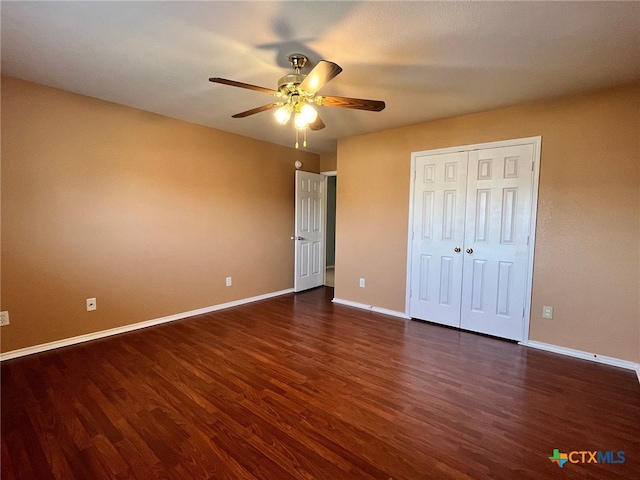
[323,172,337,287]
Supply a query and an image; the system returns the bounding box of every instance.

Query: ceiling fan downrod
[288,54,307,73]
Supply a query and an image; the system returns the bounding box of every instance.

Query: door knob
[466,247,473,254]
[291,236,304,240]
[454,247,461,253]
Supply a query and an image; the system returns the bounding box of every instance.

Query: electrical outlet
[542,306,553,319]
[225,276,232,287]
[86,298,97,312]
[359,278,366,288]
[0,311,9,326]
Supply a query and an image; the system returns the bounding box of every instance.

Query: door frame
[321,170,337,281]
[405,136,542,343]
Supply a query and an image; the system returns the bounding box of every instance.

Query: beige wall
[1,76,319,353]
[335,83,640,363]
[3,76,638,365]
[320,152,337,172]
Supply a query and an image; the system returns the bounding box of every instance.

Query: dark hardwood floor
[2,287,639,479]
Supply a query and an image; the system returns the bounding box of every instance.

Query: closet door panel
[460,144,534,341]
[410,152,467,327]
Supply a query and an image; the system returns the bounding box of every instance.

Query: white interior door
[460,144,534,340]
[410,152,468,327]
[294,171,325,292]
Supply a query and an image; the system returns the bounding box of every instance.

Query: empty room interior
[1,2,639,479]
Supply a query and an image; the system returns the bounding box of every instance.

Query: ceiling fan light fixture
[294,113,307,130]
[274,104,292,125]
[294,103,318,129]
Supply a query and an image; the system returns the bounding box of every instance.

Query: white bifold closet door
[409,143,535,341]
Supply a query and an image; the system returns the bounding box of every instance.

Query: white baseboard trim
[0,288,294,362]
[521,340,640,383]
[332,298,410,320]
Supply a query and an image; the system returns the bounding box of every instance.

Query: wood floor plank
[2,287,639,479]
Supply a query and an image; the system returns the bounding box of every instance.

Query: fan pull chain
[294,128,310,149]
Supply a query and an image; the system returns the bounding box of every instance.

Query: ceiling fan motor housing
[278,73,306,93]
[278,54,310,94]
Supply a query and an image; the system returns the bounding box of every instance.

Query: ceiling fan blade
[232,103,281,118]
[209,77,278,95]
[299,61,343,93]
[309,115,325,131]
[318,95,386,112]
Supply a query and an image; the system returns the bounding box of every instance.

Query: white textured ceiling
[2,1,639,153]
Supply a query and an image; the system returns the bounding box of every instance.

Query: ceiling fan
[209,54,385,148]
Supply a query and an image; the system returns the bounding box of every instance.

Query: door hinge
[531,161,534,171]
[527,235,530,246]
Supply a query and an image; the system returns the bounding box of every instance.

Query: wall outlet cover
[86,298,97,312]
[0,311,9,326]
